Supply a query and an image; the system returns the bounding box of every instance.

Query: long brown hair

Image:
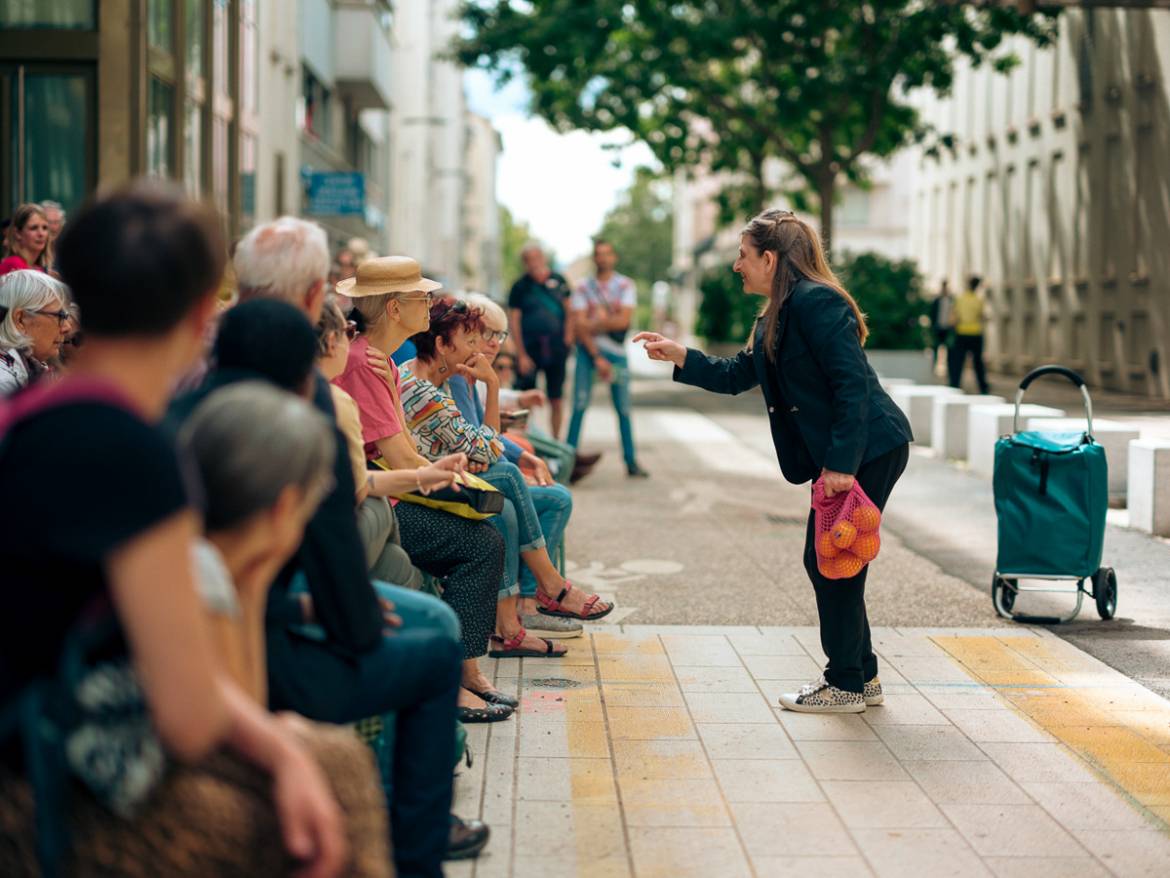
[3,203,53,271]
[742,209,867,360]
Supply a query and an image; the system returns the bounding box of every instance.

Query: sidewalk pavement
[450,626,1170,878]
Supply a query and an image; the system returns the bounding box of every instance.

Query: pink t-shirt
[332,336,403,461]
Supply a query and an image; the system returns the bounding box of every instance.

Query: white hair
[0,269,69,352]
[234,216,330,305]
[466,293,506,329]
[40,200,65,219]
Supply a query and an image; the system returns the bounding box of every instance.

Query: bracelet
[416,467,428,496]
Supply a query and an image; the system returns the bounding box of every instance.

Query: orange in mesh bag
[812,477,882,580]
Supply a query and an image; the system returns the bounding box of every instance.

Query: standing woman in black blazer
[634,209,913,714]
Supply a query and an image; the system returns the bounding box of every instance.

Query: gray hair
[234,217,330,306]
[0,269,70,353]
[519,240,544,260]
[40,200,65,220]
[350,292,396,329]
[179,382,336,532]
[466,293,506,329]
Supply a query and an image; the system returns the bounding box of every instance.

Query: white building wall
[388,0,434,266]
[256,0,301,222]
[910,9,1170,398]
[463,112,502,297]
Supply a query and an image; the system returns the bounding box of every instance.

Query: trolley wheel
[1093,567,1117,620]
[992,575,1018,618]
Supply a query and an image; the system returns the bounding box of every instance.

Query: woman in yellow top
[947,274,990,394]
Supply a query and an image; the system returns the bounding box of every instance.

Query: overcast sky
[464,69,656,268]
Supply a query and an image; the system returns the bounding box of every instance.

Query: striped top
[399,363,504,465]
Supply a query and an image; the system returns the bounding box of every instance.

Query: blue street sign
[303,171,365,216]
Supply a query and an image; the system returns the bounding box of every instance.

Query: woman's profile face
[440,325,482,366]
[733,235,775,297]
[20,297,66,361]
[481,318,507,361]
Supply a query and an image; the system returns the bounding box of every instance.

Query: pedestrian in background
[928,278,954,377]
[948,274,991,394]
[0,203,53,276]
[567,239,648,478]
[508,242,574,438]
[635,208,913,714]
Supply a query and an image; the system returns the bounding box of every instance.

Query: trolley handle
[1013,364,1093,436]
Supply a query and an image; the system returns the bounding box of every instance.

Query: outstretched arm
[634,331,759,396]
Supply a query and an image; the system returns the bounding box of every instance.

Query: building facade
[462,111,502,297]
[910,8,1170,398]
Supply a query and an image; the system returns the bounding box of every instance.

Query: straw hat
[335,255,442,298]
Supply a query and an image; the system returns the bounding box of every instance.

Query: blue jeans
[567,346,637,467]
[481,460,572,598]
[519,483,572,598]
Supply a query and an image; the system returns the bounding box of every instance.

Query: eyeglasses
[344,320,358,340]
[398,292,435,305]
[483,328,510,343]
[434,299,469,320]
[34,309,71,326]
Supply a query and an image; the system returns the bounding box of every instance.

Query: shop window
[147,77,175,177]
[186,0,205,80]
[0,0,95,30]
[184,99,202,196]
[148,0,173,51]
[302,67,332,144]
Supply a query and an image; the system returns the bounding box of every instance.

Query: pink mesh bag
[812,477,883,580]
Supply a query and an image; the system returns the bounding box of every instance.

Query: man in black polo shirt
[508,242,575,438]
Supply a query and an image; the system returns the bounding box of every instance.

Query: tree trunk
[818,171,837,260]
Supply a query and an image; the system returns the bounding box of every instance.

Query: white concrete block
[931,394,1004,460]
[889,385,963,446]
[879,377,916,392]
[967,404,1066,478]
[1128,440,1170,536]
[1023,418,1141,501]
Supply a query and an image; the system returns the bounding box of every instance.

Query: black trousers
[801,443,910,693]
[948,333,990,394]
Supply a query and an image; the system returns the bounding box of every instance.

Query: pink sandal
[536,582,614,621]
[489,628,567,658]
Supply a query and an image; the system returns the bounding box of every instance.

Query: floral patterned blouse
[398,362,504,465]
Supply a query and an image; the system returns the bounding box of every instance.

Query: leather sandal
[536,582,613,621]
[488,629,566,658]
[466,687,519,708]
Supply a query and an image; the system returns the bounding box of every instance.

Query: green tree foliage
[595,166,674,322]
[695,268,760,345]
[836,251,929,350]
[455,1,1056,252]
[499,204,532,290]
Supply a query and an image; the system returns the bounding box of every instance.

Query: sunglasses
[483,328,510,343]
[434,299,469,320]
[344,320,359,340]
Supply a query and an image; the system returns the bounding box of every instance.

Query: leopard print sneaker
[864,676,883,706]
[779,679,866,714]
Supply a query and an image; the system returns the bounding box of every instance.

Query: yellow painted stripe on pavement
[934,635,1170,822]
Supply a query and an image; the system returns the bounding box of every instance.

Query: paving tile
[903,760,1032,805]
[658,634,741,666]
[728,802,857,858]
[712,757,824,802]
[519,719,609,758]
[673,665,759,693]
[612,739,713,780]
[600,682,685,708]
[1051,725,1170,765]
[480,726,518,826]
[522,663,600,686]
[521,689,606,722]
[1078,829,1170,877]
[1113,710,1170,750]
[882,655,976,685]
[443,858,476,878]
[942,707,1054,742]
[512,856,632,878]
[618,777,732,827]
[591,631,664,655]
[742,653,825,680]
[821,780,949,829]
[683,691,776,724]
[469,838,511,878]
[728,631,809,656]
[850,827,990,878]
[1020,781,1155,831]
[940,803,1087,857]
[748,856,873,878]
[796,740,911,781]
[756,679,817,705]
[777,711,878,742]
[627,826,752,878]
[872,724,987,761]
[984,857,1109,878]
[515,757,617,805]
[606,706,695,740]
[978,742,1100,784]
[696,721,799,759]
[862,690,951,725]
[597,654,675,683]
[1106,762,1170,805]
[792,629,830,664]
[916,683,1009,711]
[513,801,627,861]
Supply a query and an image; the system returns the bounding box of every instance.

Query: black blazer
[675,279,913,485]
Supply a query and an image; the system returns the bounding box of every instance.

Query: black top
[675,280,913,485]
[168,370,384,665]
[508,271,571,339]
[0,402,190,704]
